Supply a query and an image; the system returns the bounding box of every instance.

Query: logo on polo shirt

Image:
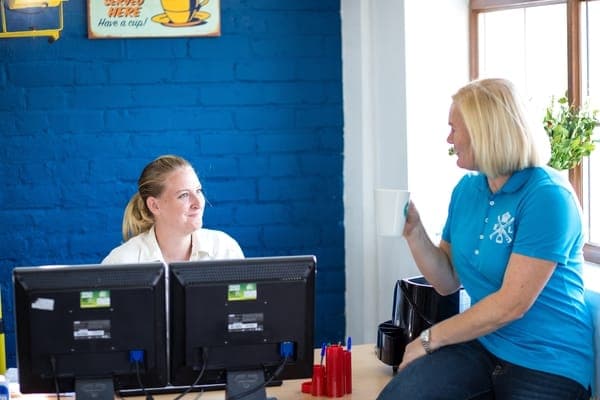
[490,211,514,244]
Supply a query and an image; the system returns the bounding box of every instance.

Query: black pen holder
[376,320,407,373]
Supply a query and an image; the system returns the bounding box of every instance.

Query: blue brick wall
[0,0,344,367]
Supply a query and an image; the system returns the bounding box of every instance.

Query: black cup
[376,320,407,372]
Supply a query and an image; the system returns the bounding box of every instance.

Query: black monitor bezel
[12,262,169,395]
[168,255,316,388]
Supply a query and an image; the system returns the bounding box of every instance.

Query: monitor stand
[75,377,115,400]
[226,370,276,400]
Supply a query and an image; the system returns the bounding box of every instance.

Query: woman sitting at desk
[102,154,243,264]
[377,79,593,400]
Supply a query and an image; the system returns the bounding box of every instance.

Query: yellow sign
[8,0,61,9]
[88,0,220,39]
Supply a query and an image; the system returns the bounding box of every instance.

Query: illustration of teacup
[160,0,208,25]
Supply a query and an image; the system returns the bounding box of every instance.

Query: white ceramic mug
[375,188,410,236]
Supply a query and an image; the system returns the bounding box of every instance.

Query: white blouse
[101,225,244,264]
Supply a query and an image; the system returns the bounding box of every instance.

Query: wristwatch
[420,328,433,354]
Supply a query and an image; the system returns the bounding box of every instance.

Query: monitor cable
[226,355,289,400]
[50,355,61,400]
[133,360,154,400]
[173,348,208,400]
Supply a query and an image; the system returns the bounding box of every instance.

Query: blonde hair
[122,155,192,241]
[452,78,550,178]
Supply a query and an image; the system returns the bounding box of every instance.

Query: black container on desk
[376,275,461,373]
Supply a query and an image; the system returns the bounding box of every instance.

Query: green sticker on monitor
[80,290,111,308]
[228,283,257,301]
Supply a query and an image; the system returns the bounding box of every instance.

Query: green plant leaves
[544,95,599,170]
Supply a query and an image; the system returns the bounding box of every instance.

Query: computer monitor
[169,255,316,400]
[12,262,168,400]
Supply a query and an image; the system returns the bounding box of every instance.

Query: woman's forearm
[428,253,556,351]
[430,292,513,350]
[405,224,460,295]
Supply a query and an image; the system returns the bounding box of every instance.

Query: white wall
[343,0,469,345]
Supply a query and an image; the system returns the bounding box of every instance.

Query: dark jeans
[376,340,590,400]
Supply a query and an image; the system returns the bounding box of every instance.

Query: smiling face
[447,102,476,171]
[146,166,205,236]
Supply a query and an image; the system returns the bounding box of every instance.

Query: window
[470,0,600,264]
[476,4,567,117]
[582,1,600,258]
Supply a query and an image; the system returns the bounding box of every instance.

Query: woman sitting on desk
[102,154,243,264]
[377,79,593,400]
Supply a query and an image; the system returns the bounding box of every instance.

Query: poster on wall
[88,0,220,39]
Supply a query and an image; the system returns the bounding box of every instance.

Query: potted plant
[543,95,599,170]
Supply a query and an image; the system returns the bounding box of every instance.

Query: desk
[173,344,394,400]
[13,344,394,400]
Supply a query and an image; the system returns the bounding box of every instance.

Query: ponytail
[122,192,154,241]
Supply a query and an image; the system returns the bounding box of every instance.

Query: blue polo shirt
[442,166,593,388]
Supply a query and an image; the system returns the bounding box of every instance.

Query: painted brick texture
[0,0,344,367]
